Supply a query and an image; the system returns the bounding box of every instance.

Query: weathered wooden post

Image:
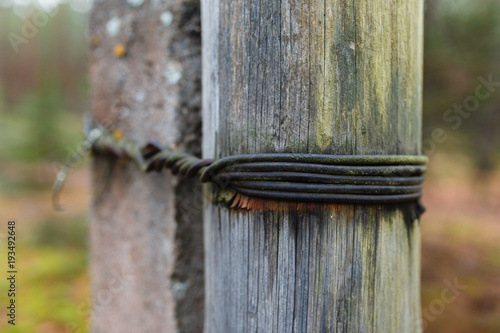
[202,0,424,331]
[88,1,203,332]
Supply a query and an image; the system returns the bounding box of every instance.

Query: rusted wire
[53,127,428,210]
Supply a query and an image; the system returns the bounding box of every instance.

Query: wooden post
[89,1,203,332]
[202,0,424,331]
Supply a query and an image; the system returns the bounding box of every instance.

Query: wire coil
[53,127,428,210]
[200,154,427,204]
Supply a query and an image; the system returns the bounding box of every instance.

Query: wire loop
[53,127,428,210]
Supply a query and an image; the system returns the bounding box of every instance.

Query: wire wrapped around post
[53,126,428,213]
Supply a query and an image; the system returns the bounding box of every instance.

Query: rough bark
[89,1,203,332]
[202,0,423,332]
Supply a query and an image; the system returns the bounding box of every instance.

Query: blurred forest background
[0,0,499,332]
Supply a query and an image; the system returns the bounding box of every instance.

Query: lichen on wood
[202,0,424,331]
[89,1,203,332]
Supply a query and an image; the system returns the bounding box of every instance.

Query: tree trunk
[202,0,423,332]
[89,1,203,332]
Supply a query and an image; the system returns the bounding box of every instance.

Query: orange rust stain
[225,194,343,214]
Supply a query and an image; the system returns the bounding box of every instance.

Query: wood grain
[202,0,424,331]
